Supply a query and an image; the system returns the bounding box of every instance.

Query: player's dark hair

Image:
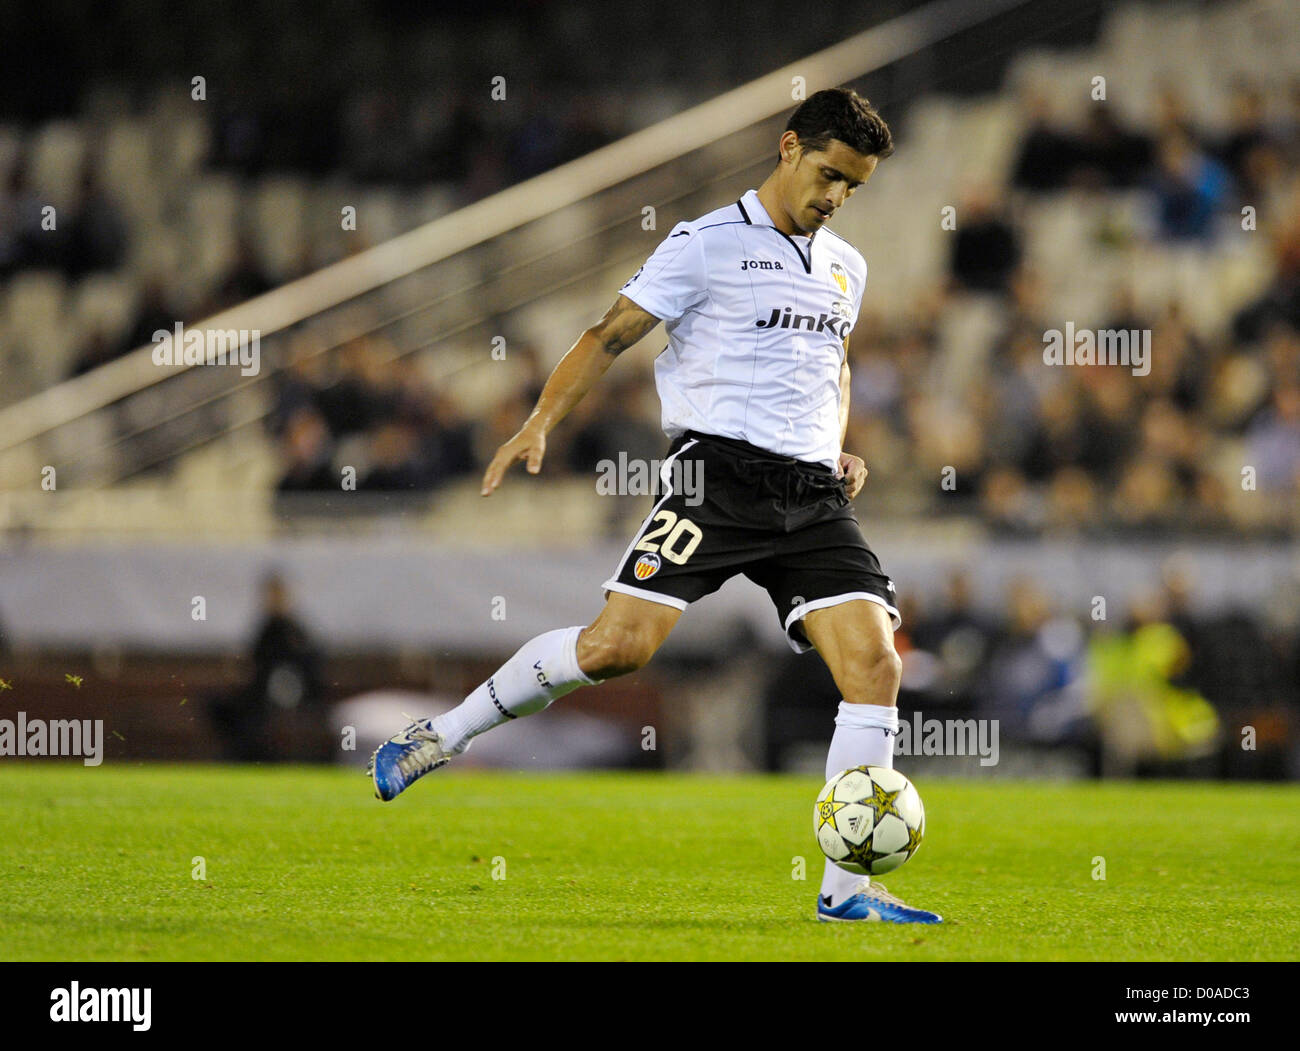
[783,89,894,162]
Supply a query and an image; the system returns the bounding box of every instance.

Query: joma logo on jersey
[740,259,784,271]
[755,306,850,338]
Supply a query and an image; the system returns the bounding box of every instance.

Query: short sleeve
[619,225,708,322]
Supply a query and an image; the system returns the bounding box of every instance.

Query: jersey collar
[736,188,817,273]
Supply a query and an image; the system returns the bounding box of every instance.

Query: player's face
[783,138,878,234]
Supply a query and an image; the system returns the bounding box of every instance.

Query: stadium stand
[1,0,1298,775]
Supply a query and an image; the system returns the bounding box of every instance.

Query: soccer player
[370,89,940,924]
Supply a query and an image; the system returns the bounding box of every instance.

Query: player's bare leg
[802,598,901,711]
[575,592,681,680]
[370,593,678,800]
[802,599,941,923]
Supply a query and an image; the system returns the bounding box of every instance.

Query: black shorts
[602,430,900,652]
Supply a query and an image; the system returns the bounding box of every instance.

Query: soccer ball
[814,765,925,876]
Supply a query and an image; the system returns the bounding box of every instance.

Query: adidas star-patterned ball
[814,765,925,876]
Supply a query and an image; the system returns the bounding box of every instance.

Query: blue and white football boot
[368,718,454,801]
[817,880,943,924]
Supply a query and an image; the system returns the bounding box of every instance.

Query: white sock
[432,626,599,753]
[819,701,899,906]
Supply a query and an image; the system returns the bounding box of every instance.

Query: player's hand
[482,424,547,496]
[837,452,868,499]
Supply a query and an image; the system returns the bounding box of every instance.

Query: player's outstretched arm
[480,294,661,495]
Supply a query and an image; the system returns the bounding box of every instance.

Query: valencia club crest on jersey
[634,553,662,580]
[829,261,848,294]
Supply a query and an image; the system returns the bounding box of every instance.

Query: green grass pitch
[2,765,1297,961]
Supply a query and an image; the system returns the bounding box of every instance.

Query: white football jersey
[620,188,868,470]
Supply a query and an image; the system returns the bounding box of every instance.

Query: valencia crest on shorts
[602,431,901,652]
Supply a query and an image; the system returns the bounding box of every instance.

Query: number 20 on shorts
[635,510,703,564]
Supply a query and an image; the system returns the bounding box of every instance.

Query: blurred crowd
[0,89,631,387]
[1010,84,1300,228]
[269,335,479,496]
[0,149,301,379]
[841,80,1300,535]
[3,13,1300,531]
[264,330,669,500]
[766,560,1300,779]
[0,161,127,279]
[255,77,1300,525]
